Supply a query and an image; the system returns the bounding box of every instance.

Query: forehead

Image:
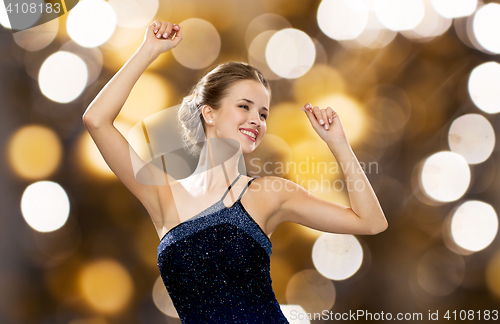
[224,80,270,106]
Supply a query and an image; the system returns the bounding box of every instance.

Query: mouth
[239,128,257,142]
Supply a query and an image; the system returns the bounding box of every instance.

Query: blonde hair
[177,62,271,157]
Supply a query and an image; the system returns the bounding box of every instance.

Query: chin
[242,138,262,153]
[241,145,256,154]
[236,132,261,154]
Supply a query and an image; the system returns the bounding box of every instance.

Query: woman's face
[206,79,270,154]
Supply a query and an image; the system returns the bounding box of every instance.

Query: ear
[201,105,216,124]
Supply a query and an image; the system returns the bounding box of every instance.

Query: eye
[260,113,268,120]
[239,105,249,110]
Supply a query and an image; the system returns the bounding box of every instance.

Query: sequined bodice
[157,174,289,323]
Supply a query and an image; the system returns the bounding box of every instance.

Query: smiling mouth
[239,129,256,142]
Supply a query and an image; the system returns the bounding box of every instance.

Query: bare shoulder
[245,176,301,232]
[247,175,300,203]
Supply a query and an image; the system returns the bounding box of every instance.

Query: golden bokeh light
[103,24,145,50]
[108,0,159,29]
[374,0,425,31]
[136,217,162,269]
[420,151,470,203]
[171,18,221,69]
[248,31,281,81]
[485,251,500,299]
[60,40,103,87]
[152,275,179,318]
[400,0,452,41]
[298,225,331,241]
[38,51,88,103]
[430,0,477,18]
[442,213,475,256]
[468,61,500,114]
[451,200,498,252]
[463,9,496,55]
[245,13,291,50]
[21,181,70,233]
[13,16,58,51]
[117,71,174,124]
[288,139,340,194]
[448,113,495,164]
[270,255,295,303]
[292,65,346,106]
[312,233,363,280]
[101,26,172,73]
[76,129,115,179]
[78,259,134,314]
[472,3,500,54]
[316,94,367,146]
[67,0,117,48]
[266,28,316,79]
[266,102,318,147]
[317,0,369,41]
[77,119,149,180]
[344,11,397,49]
[285,269,336,314]
[8,125,63,180]
[279,305,310,324]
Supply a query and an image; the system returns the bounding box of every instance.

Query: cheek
[229,110,245,123]
[260,126,267,138]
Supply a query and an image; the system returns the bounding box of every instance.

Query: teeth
[240,129,256,139]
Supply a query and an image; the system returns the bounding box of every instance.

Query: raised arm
[272,103,388,235]
[82,21,183,232]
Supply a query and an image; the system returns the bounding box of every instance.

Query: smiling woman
[81,17,386,324]
[177,61,271,156]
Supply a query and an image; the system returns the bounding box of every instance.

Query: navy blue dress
[157,174,289,323]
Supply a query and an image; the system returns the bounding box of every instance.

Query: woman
[83,20,388,324]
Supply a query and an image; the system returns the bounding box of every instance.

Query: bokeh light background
[1,0,500,323]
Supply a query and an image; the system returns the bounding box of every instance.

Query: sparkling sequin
[157,176,289,324]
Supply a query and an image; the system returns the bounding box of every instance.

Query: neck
[189,137,243,189]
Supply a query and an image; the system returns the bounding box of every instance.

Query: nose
[248,111,262,127]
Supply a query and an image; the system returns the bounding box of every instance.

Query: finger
[172,25,182,43]
[302,105,319,126]
[320,109,329,129]
[304,103,315,116]
[304,102,316,119]
[157,21,167,39]
[152,20,160,33]
[149,21,156,33]
[326,107,334,123]
[312,106,324,125]
[163,22,173,39]
[170,24,179,39]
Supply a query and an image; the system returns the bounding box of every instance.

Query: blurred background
[1,0,500,323]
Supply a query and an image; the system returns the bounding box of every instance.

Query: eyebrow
[239,98,269,112]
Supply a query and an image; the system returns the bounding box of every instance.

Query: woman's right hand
[142,20,183,58]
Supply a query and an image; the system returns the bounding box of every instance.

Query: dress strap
[220,174,242,202]
[236,177,256,201]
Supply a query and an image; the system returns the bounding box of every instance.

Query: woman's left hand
[301,103,348,144]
